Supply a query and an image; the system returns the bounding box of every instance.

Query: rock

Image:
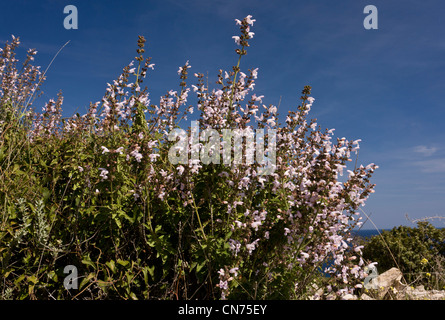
[360,293,375,300]
[403,286,445,300]
[368,267,403,299]
[307,283,325,300]
[325,293,337,300]
[415,285,425,291]
[342,293,358,300]
[359,267,445,300]
[428,291,445,300]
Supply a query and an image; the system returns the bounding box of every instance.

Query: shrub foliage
[362,222,445,290]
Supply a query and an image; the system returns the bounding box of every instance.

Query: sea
[351,229,387,240]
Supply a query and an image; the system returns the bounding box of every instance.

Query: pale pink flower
[251,220,261,230]
[176,165,185,175]
[130,149,143,162]
[229,267,239,277]
[149,153,160,162]
[300,252,309,259]
[245,15,256,26]
[98,168,109,180]
[246,239,260,255]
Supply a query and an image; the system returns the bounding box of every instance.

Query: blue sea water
[351,229,387,239]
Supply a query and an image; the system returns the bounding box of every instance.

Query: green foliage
[362,222,445,290]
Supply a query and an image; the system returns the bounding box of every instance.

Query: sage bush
[0,15,378,300]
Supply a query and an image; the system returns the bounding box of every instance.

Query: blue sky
[1,0,445,229]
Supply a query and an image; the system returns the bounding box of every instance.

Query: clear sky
[1,0,445,229]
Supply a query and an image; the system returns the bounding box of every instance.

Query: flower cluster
[0,35,43,129]
[232,15,256,54]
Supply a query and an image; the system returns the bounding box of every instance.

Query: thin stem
[22,40,71,118]
[191,191,207,241]
[228,45,245,121]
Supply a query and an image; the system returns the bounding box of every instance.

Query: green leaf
[50,158,59,167]
[28,275,38,284]
[196,261,206,273]
[146,265,155,280]
[129,292,138,300]
[41,187,50,200]
[142,267,149,285]
[0,146,6,162]
[14,274,26,285]
[81,256,96,270]
[106,260,116,273]
[79,273,95,291]
[118,209,134,223]
[12,164,26,176]
[117,259,130,268]
[47,270,58,282]
[112,213,122,229]
[96,280,109,290]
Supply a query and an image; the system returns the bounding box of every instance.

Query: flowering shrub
[0,15,378,300]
